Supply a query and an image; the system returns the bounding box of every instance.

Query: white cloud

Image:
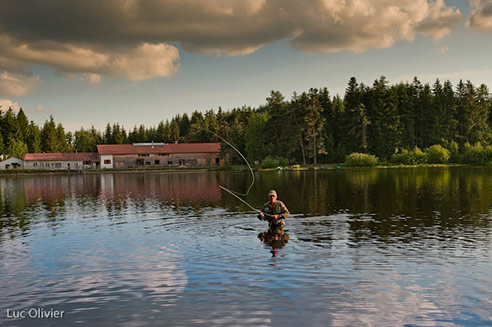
[0,37,180,82]
[291,0,462,53]
[0,98,21,112]
[0,71,40,97]
[468,0,492,31]
[0,99,55,115]
[108,43,180,81]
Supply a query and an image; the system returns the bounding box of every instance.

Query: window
[215,158,220,165]
[67,163,70,167]
[33,163,37,167]
[84,161,91,165]
[155,160,160,165]
[55,163,62,168]
[138,154,149,157]
[104,160,111,164]
[168,161,173,165]
[145,161,150,165]
[159,153,169,156]
[45,163,49,167]
[51,163,54,167]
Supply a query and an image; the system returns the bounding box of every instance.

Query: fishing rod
[218,185,274,218]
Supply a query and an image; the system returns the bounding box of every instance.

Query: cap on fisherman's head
[268,190,277,197]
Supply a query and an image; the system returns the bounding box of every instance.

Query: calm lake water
[1,168,491,327]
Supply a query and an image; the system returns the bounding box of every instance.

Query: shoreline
[1,163,490,177]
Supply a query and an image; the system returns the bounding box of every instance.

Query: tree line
[1,76,492,164]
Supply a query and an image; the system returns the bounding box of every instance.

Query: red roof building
[97,143,223,169]
[96,143,220,155]
[24,152,100,161]
[23,152,100,170]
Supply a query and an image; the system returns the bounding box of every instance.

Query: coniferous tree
[104,123,113,144]
[41,116,58,152]
[245,111,271,162]
[55,124,69,152]
[25,121,41,153]
[16,108,29,142]
[0,130,4,155]
[170,119,180,143]
[304,88,326,164]
[6,136,28,158]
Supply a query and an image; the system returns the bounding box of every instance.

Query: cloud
[468,0,492,31]
[0,71,40,97]
[0,99,21,112]
[0,37,179,82]
[0,99,55,115]
[0,0,462,89]
[291,0,462,53]
[28,105,56,114]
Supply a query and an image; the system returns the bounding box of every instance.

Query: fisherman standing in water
[258,190,290,229]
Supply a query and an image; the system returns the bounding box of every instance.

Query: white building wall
[100,154,114,169]
[24,160,84,170]
[0,157,24,169]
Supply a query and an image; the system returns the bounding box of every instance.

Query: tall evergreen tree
[16,108,29,142]
[55,123,69,152]
[6,136,28,158]
[25,121,41,153]
[41,116,58,152]
[0,130,4,155]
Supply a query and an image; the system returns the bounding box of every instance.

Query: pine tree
[6,136,28,158]
[0,130,4,155]
[55,124,69,152]
[41,116,58,152]
[25,121,41,153]
[16,108,29,143]
[104,123,113,144]
[170,119,180,143]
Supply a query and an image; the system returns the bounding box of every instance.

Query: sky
[0,0,492,131]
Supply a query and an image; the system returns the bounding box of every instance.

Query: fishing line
[202,129,255,196]
[199,128,269,215]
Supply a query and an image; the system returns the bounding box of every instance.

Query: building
[97,143,223,169]
[23,152,100,170]
[0,156,24,169]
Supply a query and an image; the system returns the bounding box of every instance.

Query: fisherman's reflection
[258,226,289,257]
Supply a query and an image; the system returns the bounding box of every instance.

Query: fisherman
[257,190,290,229]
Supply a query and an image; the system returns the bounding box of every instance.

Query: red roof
[97,143,221,155]
[24,152,100,161]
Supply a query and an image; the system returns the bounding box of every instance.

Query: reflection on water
[0,168,491,326]
[258,227,290,257]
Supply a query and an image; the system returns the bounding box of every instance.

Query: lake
[1,168,491,326]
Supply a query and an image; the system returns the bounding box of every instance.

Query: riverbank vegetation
[1,76,492,166]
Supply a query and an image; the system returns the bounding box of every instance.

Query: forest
[1,76,492,165]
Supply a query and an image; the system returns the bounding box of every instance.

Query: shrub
[344,153,379,167]
[260,156,288,169]
[391,147,426,165]
[425,145,451,164]
[460,142,492,165]
[440,139,460,162]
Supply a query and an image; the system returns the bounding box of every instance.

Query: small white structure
[100,154,114,169]
[0,156,24,169]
